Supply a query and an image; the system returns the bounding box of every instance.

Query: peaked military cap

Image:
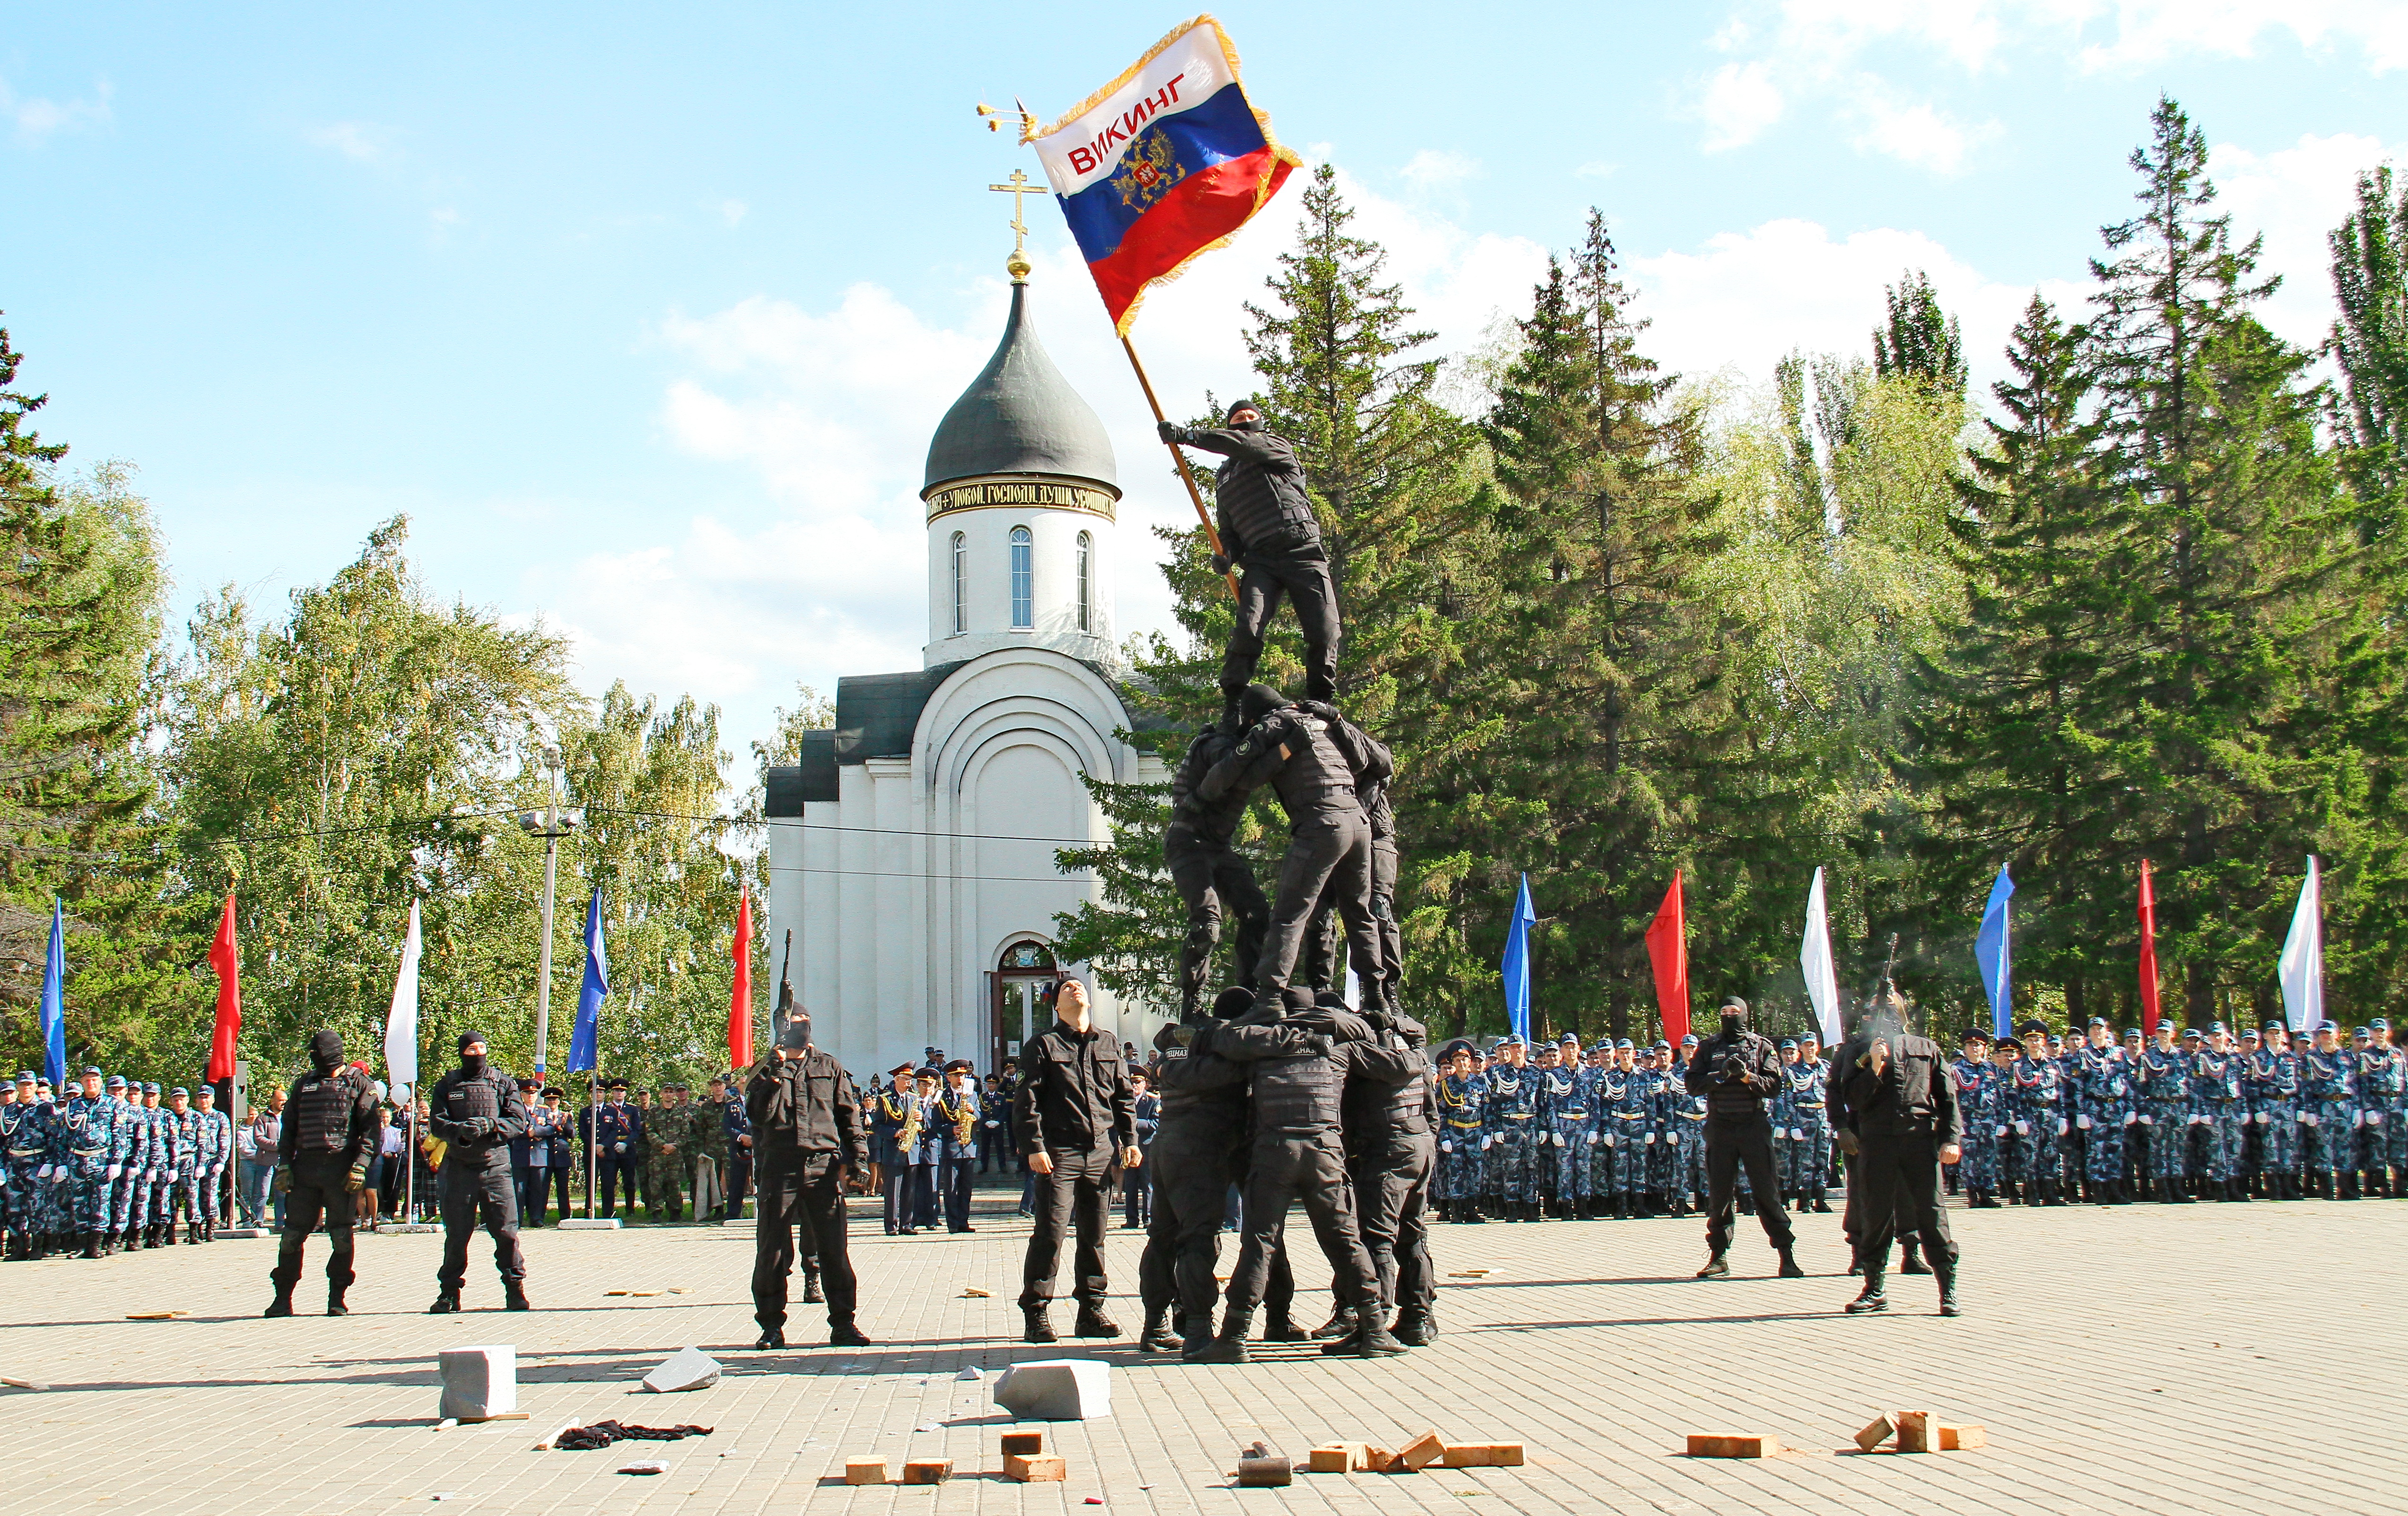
[14,1070,35,1083]
[170,1086,189,1098]
[105,1074,127,1088]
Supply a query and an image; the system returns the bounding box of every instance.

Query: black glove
[1156,420,1185,445]
[461,1116,495,1140]
[1208,553,1233,577]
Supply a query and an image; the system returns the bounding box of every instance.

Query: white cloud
[2,76,113,140]
[720,199,748,227]
[1399,149,1483,192]
[1695,61,1785,151]
[2071,1,2408,74]
[1576,160,1620,179]
[307,121,389,163]
[1843,83,2002,173]
[2209,131,2408,345]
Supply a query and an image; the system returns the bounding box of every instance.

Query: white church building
[763,267,1173,1077]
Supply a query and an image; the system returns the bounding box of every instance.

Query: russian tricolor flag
[1027,16,1301,334]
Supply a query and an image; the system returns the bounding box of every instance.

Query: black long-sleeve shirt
[745,1045,869,1172]
[1174,425,1320,558]
[1016,1020,1136,1156]
[1840,1034,1964,1148]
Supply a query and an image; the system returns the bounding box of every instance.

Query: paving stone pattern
[7,1187,2402,1514]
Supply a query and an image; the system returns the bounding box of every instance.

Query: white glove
[2370,1112,2384,1126]
[1479,1135,1492,1151]
[1602,1134,1616,1148]
[2138,1114,2152,1126]
[1440,1140,1453,1153]
[2301,1112,2318,1127]
[1585,1132,1599,1145]
[108,1164,122,1178]
[2015,1121,2029,1135]
[2076,1114,2092,1130]
[613,1142,627,1153]
[2055,1119,2068,1135]
[34,1164,50,1180]
[1648,1133,1660,1145]
[2252,1110,2268,1124]
[1994,1125,2008,1137]
[2352,1111,2366,1127]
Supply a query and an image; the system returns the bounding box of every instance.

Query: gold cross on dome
[989,168,1042,282]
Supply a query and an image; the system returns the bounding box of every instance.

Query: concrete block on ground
[999,1431,1045,1457]
[1686,1432,1776,1459]
[901,1458,952,1485]
[1895,1411,1934,1454]
[1394,1431,1446,1472]
[992,1359,1111,1421]
[437,1346,516,1421]
[1855,1413,1896,1453]
[640,1346,720,1393]
[1005,1453,1066,1482]
[1441,1443,1524,1468]
[842,1457,888,1485]
[1939,1423,1987,1451]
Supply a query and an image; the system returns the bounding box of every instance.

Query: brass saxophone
[952,1088,977,1146]
[898,1094,923,1156]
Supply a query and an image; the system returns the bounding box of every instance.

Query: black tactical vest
[291,1068,360,1154]
[1249,1052,1347,1138]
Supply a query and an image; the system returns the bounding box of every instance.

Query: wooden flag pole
[1120,334,1240,601]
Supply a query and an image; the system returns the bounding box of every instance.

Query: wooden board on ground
[843,1457,888,1485]
[1441,1443,1524,1467]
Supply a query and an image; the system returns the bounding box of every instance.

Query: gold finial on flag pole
[988,167,1042,283]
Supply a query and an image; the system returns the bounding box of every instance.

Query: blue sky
[5,2,2404,762]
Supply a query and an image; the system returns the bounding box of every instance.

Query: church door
[990,939,1059,1073]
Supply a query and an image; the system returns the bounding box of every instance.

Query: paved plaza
[6,1187,2402,1515]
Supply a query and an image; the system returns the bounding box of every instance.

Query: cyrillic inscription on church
[923,475,1117,523]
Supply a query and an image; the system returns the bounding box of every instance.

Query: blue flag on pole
[40,899,68,1089]
[1974,865,2015,1039]
[1503,873,1535,1043]
[567,890,609,1074]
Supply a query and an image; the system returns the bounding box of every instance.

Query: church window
[1009,526,1033,629]
[1076,531,1093,632]
[950,532,966,635]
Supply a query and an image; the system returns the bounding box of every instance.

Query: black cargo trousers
[751,1152,858,1334]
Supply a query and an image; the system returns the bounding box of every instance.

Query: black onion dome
[922,281,1118,495]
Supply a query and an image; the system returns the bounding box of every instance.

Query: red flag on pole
[206,892,242,1083]
[2137,859,2162,1038]
[728,891,754,1071]
[1645,871,1690,1046]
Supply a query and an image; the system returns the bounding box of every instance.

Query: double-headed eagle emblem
[1110,124,1186,212]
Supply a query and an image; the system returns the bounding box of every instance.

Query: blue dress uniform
[932,1068,983,1233]
[1536,1057,1589,1218]
[581,1083,643,1216]
[1481,1045,1539,1221]
[1949,1040,1999,1201]
[1634,1052,1672,1207]
[162,1091,197,1239]
[1768,1041,1799,1198]
[2358,1022,2405,1195]
[2136,1036,2192,1199]
[109,1079,147,1241]
[2245,1030,2301,1198]
[1665,1044,1707,1212]
[867,1073,921,1234]
[188,1095,233,1238]
[2298,1031,2355,1197]
[2076,1037,2134,1200]
[1780,1052,1828,1211]
[1578,1044,1614,1207]
[1434,1050,1487,1221]
[2190,1034,2246,1198]
[4,1073,56,1256]
[147,1087,182,1241]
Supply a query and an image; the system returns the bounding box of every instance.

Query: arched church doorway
[989,938,1058,1073]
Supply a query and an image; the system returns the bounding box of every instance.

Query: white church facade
[763,269,1173,1077]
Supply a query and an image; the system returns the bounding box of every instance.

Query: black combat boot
[122,1226,141,1253]
[1139,1306,1181,1352]
[1812,1190,1832,1213]
[1776,1247,1805,1278]
[1261,1304,1307,1342]
[1932,1254,1961,1317]
[1900,1240,1930,1275]
[752,1328,786,1350]
[1022,1305,1057,1343]
[1845,1264,1888,1313]
[83,1232,104,1259]
[829,1321,872,1347]
[504,1281,531,1311]
[1319,1302,1407,1357]
[1177,1312,1217,1362]
[1390,1308,1437,1346]
[1694,1252,1730,1279]
[264,1288,295,1317]
[1187,1312,1250,1364]
[801,1262,824,1304]
[327,1286,349,1317]
[426,1290,461,1314]
[1309,1307,1349,1341]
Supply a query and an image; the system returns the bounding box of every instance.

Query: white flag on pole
[1800,866,1843,1046]
[2277,856,2323,1034]
[385,899,422,1101]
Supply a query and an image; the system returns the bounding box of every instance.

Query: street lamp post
[519,746,581,1079]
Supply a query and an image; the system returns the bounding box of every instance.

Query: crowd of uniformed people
[1420,1014,2408,1224]
[1,1068,233,1258]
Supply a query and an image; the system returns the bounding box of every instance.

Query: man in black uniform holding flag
[1160,400,1339,726]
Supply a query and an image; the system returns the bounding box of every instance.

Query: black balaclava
[779,1014,811,1051]
[308,1031,344,1072]
[1719,997,1749,1038]
[1226,398,1265,433]
[1239,682,1289,729]
[457,1030,488,1077]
